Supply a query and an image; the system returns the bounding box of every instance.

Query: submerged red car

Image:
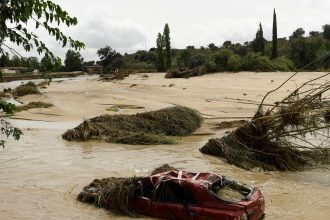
[130,170,265,220]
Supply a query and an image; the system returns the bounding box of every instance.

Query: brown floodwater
[1,73,329,219]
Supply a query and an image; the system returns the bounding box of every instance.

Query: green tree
[97,46,121,69]
[272,9,278,59]
[323,24,330,50]
[289,28,305,40]
[253,23,265,54]
[163,23,171,70]
[27,56,40,70]
[178,49,191,67]
[289,35,326,69]
[0,0,84,147]
[0,54,10,67]
[322,25,330,40]
[40,54,61,72]
[227,54,242,71]
[11,55,21,66]
[213,49,234,71]
[156,33,164,71]
[64,49,83,71]
[208,43,218,50]
[223,41,232,48]
[187,53,205,68]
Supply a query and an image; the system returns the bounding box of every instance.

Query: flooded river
[1,73,329,219]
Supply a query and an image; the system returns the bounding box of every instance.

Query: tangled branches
[201,72,330,171]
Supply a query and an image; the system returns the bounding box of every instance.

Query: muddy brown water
[1,73,330,219]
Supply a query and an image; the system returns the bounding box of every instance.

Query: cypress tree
[259,23,265,54]
[272,9,278,59]
[156,33,165,72]
[253,23,265,54]
[163,23,172,69]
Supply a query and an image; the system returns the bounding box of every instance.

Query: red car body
[130,170,265,220]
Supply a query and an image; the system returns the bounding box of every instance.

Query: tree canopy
[64,49,83,71]
[97,46,122,69]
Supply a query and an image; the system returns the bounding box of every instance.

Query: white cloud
[4,0,330,61]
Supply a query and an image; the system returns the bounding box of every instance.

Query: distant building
[84,65,103,74]
[0,67,29,74]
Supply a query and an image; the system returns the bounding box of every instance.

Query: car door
[151,180,201,220]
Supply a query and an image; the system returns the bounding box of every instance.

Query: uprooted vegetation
[62,106,203,145]
[106,104,144,112]
[212,120,248,130]
[12,82,40,97]
[165,66,206,79]
[201,72,330,171]
[77,164,175,216]
[99,69,131,81]
[16,102,53,112]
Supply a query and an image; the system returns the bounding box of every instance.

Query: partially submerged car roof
[149,170,223,188]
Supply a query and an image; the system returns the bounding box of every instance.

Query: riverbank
[0,71,85,82]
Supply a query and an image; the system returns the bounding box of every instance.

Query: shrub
[204,56,217,73]
[187,53,205,68]
[13,82,40,97]
[227,54,242,71]
[241,52,275,71]
[272,56,296,71]
[213,49,234,71]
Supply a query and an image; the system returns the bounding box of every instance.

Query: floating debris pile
[201,73,330,171]
[77,164,176,216]
[63,106,203,145]
[165,66,206,79]
[12,82,40,97]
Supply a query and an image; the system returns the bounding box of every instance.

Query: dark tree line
[3,10,330,75]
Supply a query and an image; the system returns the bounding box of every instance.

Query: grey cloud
[75,16,146,51]
[5,0,330,61]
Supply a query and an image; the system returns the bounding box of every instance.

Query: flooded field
[1,72,329,219]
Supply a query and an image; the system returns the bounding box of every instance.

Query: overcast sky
[7,0,330,61]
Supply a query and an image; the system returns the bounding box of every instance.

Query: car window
[155,181,197,205]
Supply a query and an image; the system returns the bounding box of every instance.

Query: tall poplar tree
[272,9,278,59]
[163,23,172,69]
[156,33,164,71]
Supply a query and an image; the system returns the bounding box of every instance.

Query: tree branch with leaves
[0,0,84,147]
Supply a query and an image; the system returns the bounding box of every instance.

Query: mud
[1,72,330,219]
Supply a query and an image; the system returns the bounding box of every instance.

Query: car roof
[149,170,223,189]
